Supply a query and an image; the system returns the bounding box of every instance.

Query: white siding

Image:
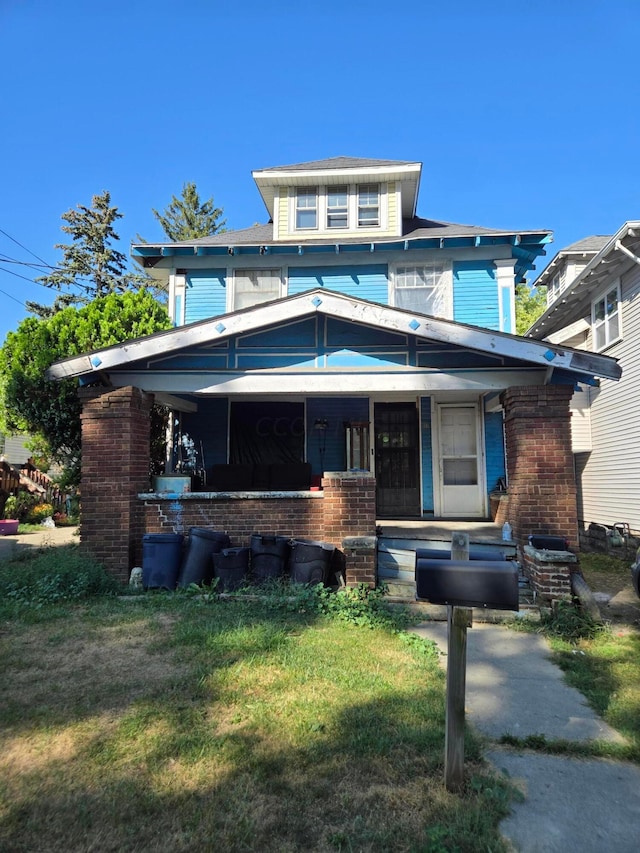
[578,263,640,531]
[570,388,592,453]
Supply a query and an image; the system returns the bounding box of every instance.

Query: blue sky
[1,0,638,345]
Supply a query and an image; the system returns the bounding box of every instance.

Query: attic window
[327,186,348,229]
[295,188,317,229]
[592,281,621,351]
[357,184,379,227]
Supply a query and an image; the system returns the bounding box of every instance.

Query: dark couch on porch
[207,462,312,492]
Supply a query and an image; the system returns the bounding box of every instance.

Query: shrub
[0,546,120,608]
[3,492,39,522]
[27,503,55,523]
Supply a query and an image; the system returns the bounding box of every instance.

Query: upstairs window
[592,282,621,351]
[357,184,379,227]
[234,269,281,310]
[295,187,317,229]
[327,185,348,229]
[394,264,452,318]
[547,268,567,305]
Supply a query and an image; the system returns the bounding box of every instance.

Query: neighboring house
[46,156,620,587]
[527,221,640,532]
[0,434,32,467]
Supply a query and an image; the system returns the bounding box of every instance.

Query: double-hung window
[592,282,621,351]
[295,187,317,229]
[234,269,281,310]
[357,184,379,227]
[327,185,348,229]
[394,264,452,318]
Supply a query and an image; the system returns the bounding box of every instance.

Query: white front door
[437,404,484,517]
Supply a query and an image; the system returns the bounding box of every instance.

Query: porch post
[322,471,377,587]
[500,385,578,550]
[79,386,153,581]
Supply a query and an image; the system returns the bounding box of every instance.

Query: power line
[0,286,24,306]
[0,227,52,268]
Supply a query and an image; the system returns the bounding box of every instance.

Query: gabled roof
[527,222,640,339]
[47,288,620,383]
[532,235,611,290]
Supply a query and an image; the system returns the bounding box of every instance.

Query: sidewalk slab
[410,621,623,742]
[487,748,640,853]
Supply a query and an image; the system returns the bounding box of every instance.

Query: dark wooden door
[374,402,420,517]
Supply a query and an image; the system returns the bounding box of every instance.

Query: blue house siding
[420,397,434,513]
[185,271,227,323]
[306,397,369,475]
[288,265,388,303]
[453,262,499,330]
[484,411,506,495]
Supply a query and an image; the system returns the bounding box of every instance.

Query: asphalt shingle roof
[255,156,418,172]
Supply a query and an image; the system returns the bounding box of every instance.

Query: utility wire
[0,226,52,268]
[0,286,24,306]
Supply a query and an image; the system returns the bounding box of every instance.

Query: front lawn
[0,547,512,852]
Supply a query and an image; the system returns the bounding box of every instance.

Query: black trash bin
[142,533,184,590]
[289,539,335,585]
[213,547,250,592]
[177,528,230,588]
[250,534,290,583]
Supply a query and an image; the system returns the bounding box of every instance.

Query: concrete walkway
[0,525,78,561]
[412,621,640,852]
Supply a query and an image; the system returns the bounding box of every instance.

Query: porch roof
[47,290,621,392]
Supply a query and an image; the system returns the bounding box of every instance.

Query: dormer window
[327,186,348,229]
[295,187,317,229]
[357,184,380,227]
[290,184,384,234]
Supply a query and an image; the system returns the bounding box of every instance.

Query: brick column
[500,385,578,550]
[79,386,153,581]
[321,471,377,586]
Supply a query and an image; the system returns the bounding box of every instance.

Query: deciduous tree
[515,283,547,335]
[0,290,172,485]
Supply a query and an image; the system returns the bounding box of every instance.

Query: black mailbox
[416,558,519,611]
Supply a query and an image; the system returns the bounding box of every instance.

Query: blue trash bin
[142,533,184,590]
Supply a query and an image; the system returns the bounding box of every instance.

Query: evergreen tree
[31,191,147,314]
[152,182,226,241]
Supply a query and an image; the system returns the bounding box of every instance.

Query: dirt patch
[0,612,183,723]
[579,554,640,629]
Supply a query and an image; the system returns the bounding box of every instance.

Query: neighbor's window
[295,187,317,229]
[327,185,348,229]
[357,184,379,227]
[234,269,281,310]
[394,264,453,318]
[592,282,621,350]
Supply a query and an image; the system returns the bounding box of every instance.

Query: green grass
[0,555,515,852]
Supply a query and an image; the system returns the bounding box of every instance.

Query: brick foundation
[522,545,576,602]
[501,385,578,550]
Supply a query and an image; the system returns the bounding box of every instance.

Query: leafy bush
[3,492,39,522]
[27,503,55,523]
[0,546,120,608]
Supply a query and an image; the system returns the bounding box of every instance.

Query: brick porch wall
[79,384,378,585]
[79,386,153,582]
[501,385,578,551]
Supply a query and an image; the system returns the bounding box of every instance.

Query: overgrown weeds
[0,545,119,615]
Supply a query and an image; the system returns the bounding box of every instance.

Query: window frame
[357,183,380,228]
[392,262,453,319]
[232,268,283,311]
[326,185,349,229]
[295,187,318,230]
[591,279,622,352]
